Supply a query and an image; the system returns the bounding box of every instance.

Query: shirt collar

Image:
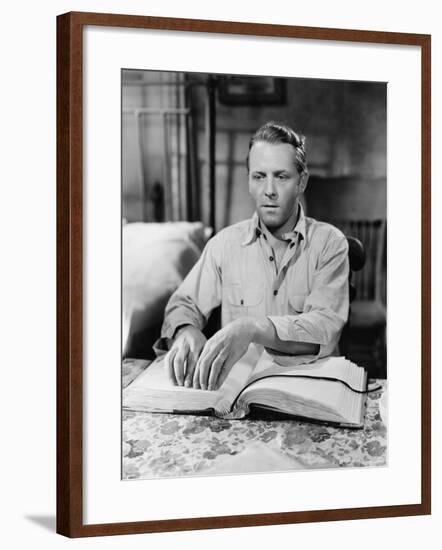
[241,203,307,247]
[241,211,261,246]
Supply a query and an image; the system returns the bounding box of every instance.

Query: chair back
[305,176,386,304]
[342,220,386,302]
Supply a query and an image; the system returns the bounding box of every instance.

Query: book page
[248,352,366,391]
[235,353,367,425]
[122,359,218,412]
[122,344,261,415]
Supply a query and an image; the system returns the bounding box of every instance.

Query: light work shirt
[158,205,349,365]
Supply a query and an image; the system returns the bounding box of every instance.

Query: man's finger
[193,346,212,390]
[194,338,221,389]
[207,352,228,391]
[173,342,189,386]
[192,363,201,389]
[198,343,224,390]
[215,354,234,390]
[164,348,178,385]
[184,347,200,388]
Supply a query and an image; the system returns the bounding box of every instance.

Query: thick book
[123,345,368,427]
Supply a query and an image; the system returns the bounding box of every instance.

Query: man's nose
[264,177,277,198]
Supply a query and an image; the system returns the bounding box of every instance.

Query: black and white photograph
[1,0,436,544]
[121,69,387,480]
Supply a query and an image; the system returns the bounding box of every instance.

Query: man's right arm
[156,235,223,385]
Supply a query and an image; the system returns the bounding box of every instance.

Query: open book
[123,345,368,427]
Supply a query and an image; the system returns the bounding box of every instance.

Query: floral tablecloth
[122,359,387,480]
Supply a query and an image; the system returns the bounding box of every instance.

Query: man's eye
[252,174,264,180]
[277,174,288,180]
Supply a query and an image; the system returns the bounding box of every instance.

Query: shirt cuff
[266,315,338,366]
[161,312,201,341]
[154,320,195,358]
[152,336,171,359]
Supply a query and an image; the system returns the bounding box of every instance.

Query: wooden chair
[305,176,387,377]
[339,235,365,358]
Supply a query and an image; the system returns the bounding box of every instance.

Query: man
[156,122,349,391]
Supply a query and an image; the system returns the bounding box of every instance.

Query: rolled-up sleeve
[154,235,223,355]
[267,234,349,361]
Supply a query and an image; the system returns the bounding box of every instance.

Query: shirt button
[273,290,278,296]
[240,299,244,305]
[269,256,274,261]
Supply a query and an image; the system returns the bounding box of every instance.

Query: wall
[123,70,190,222]
[1,1,440,550]
[206,78,387,228]
[123,74,386,229]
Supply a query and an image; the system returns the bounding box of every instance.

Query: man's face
[248,141,307,237]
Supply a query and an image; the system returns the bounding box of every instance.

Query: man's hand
[164,325,207,387]
[193,317,257,391]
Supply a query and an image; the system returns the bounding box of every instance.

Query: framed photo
[57,11,431,537]
[218,75,287,105]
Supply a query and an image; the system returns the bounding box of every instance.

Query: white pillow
[123,222,212,358]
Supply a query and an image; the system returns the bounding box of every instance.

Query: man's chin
[259,212,282,230]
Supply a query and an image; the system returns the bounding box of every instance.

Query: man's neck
[259,203,300,244]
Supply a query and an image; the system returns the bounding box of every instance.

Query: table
[122,359,387,480]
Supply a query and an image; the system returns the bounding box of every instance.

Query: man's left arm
[262,233,350,360]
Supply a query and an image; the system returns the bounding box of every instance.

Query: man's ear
[299,171,309,193]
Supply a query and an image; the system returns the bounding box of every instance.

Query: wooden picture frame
[57,11,431,537]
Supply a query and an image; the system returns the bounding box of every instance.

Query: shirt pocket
[225,284,263,318]
[288,294,307,315]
